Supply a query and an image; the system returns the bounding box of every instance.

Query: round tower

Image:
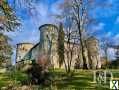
[39,24,59,68]
[39,24,58,54]
[86,36,101,69]
[86,37,99,56]
[16,43,34,63]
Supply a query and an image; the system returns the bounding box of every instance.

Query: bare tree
[64,26,79,73]
[58,0,89,69]
[57,0,112,69]
[101,36,112,68]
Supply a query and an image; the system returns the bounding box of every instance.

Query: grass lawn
[51,69,119,90]
[0,69,119,90]
[0,71,28,89]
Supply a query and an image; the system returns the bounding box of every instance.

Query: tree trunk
[78,23,88,69]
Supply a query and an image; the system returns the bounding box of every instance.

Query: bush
[26,63,52,86]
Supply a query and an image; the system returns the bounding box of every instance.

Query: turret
[16,43,34,63]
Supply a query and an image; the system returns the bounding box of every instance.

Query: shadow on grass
[53,70,110,90]
[54,72,91,89]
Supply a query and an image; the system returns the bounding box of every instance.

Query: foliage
[109,60,119,69]
[0,33,12,66]
[0,0,20,31]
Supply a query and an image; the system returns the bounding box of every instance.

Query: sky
[4,0,119,64]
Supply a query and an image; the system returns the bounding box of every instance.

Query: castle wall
[16,24,101,70]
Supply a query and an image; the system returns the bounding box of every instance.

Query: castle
[16,24,101,69]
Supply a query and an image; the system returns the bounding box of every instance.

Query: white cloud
[29,2,60,26]
[112,34,119,45]
[96,23,105,30]
[105,31,111,37]
[91,23,105,34]
[94,23,105,31]
[113,34,119,41]
[114,34,119,39]
[4,31,19,37]
[50,0,62,15]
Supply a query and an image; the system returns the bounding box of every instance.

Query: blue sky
[4,0,119,64]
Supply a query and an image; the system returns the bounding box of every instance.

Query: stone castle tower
[39,24,59,67]
[86,37,101,69]
[39,24,58,54]
[16,43,34,63]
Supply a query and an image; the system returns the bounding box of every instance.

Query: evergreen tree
[57,23,65,67]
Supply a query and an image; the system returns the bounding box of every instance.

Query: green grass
[0,69,119,90]
[0,70,28,88]
[51,69,119,90]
